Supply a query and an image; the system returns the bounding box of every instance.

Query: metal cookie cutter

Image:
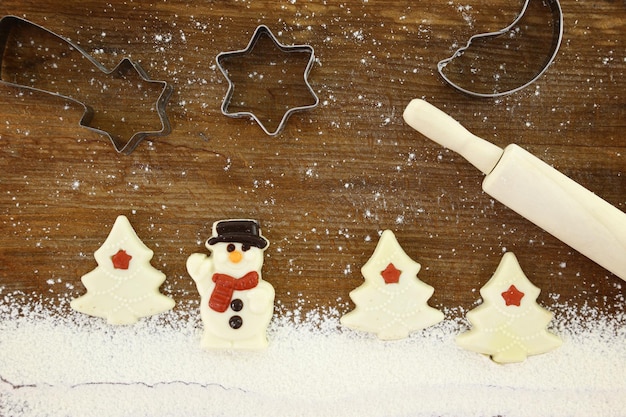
[0,15,173,154]
[437,0,563,98]
[216,25,319,136]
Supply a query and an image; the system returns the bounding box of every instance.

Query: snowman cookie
[186,219,274,350]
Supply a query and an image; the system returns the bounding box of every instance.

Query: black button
[230,298,244,312]
[229,315,243,329]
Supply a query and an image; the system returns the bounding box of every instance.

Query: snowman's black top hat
[207,219,268,249]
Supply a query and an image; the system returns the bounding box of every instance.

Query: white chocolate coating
[70,215,175,325]
[186,220,274,350]
[456,252,562,363]
[341,230,444,340]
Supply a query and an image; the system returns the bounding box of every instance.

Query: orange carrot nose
[229,250,243,263]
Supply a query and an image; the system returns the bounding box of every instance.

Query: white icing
[456,252,562,363]
[70,215,175,325]
[341,229,444,340]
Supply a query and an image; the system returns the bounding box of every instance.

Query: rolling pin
[403,98,626,282]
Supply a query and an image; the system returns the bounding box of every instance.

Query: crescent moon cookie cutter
[216,25,319,136]
[0,15,173,154]
[437,0,564,98]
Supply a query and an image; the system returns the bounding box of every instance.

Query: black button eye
[227,244,236,252]
[241,244,250,252]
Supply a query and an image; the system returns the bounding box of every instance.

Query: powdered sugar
[1,293,625,417]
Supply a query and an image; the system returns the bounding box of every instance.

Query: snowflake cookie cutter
[0,15,173,154]
[216,25,319,136]
[437,0,563,98]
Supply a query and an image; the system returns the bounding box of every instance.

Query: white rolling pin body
[403,99,626,282]
[485,144,626,280]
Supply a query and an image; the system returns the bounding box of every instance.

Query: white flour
[1,292,625,417]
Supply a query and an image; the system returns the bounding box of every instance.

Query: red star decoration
[111,249,132,270]
[501,284,524,306]
[381,263,402,284]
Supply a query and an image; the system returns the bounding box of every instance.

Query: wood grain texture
[0,0,624,317]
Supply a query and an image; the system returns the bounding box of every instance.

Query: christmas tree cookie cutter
[0,15,173,154]
[437,0,563,97]
[216,25,319,136]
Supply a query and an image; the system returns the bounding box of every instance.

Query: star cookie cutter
[216,25,319,136]
[437,0,563,98]
[0,15,173,154]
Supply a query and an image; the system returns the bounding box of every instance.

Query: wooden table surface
[0,0,624,318]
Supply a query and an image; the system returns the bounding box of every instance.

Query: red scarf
[209,271,259,312]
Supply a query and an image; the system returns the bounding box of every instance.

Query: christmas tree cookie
[71,215,175,325]
[340,230,444,340]
[456,252,562,363]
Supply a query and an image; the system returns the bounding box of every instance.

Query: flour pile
[1,293,625,417]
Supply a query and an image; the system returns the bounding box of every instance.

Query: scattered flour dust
[1,293,625,417]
